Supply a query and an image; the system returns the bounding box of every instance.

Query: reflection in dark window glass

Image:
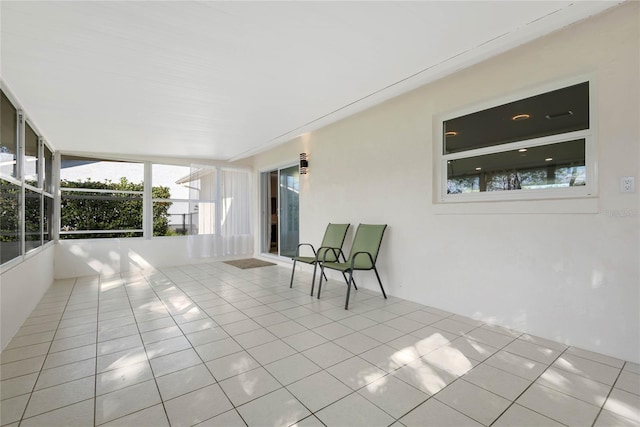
[1,92,18,178]
[25,124,39,185]
[44,144,53,193]
[444,82,589,154]
[44,195,53,243]
[0,180,20,263]
[447,139,586,194]
[25,189,42,251]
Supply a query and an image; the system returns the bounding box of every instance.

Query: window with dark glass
[442,81,591,197]
[1,92,18,178]
[25,188,42,251]
[44,143,53,193]
[25,123,39,185]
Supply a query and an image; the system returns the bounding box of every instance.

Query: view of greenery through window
[60,178,173,238]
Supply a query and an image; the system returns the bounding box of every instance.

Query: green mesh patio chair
[317,224,388,309]
[290,223,350,296]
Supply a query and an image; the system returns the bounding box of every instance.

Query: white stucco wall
[251,3,640,363]
[1,245,55,350]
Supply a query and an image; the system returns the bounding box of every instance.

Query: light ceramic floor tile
[35,357,96,390]
[96,360,154,395]
[492,403,565,427]
[97,324,139,343]
[463,327,516,349]
[95,379,162,425]
[313,322,355,340]
[97,334,143,357]
[282,330,328,352]
[384,316,425,334]
[503,339,561,366]
[517,383,601,426]
[0,342,51,364]
[315,392,395,427]
[327,356,387,391]
[212,311,249,325]
[0,356,46,381]
[484,350,547,381]
[218,367,282,406]
[358,374,429,418]
[96,346,147,373]
[20,398,94,427]
[553,353,622,386]
[301,341,355,369]
[101,404,170,427]
[334,332,382,355]
[400,398,482,427]
[136,317,177,333]
[243,339,297,366]
[264,353,321,385]
[359,343,419,373]
[236,387,311,427]
[435,379,510,425]
[194,409,246,427]
[150,348,201,377]
[221,319,262,336]
[462,362,532,401]
[24,376,95,418]
[286,371,352,412]
[603,388,640,423]
[185,327,229,347]
[391,358,456,396]
[403,310,445,326]
[430,318,476,336]
[0,373,38,400]
[205,350,260,381]
[294,313,334,329]
[164,384,233,427]
[537,366,612,406]
[337,315,378,331]
[0,394,30,426]
[594,409,640,427]
[194,337,243,362]
[156,363,216,401]
[233,328,279,349]
[266,320,308,338]
[178,318,218,335]
[421,345,479,378]
[140,325,184,345]
[407,326,458,353]
[624,362,640,375]
[616,370,640,396]
[144,335,192,359]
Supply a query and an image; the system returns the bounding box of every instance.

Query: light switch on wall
[620,176,635,193]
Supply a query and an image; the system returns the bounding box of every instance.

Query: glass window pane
[44,195,53,243]
[25,124,39,185]
[60,192,143,238]
[44,144,53,193]
[444,82,589,154]
[25,188,42,251]
[279,165,299,257]
[1,93,18,178]
[0,179,21,263]
[152,164,190,200]
[60,156,144,185]
[447,139,586,193]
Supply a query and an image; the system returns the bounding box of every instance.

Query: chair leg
[341,272,358,290]
[317,264,325,299]
[310,262,318,296]
[289,259,297,288]
[345,270,354,310]
[373,267,387,299]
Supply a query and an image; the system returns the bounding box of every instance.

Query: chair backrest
[348,224,388,269]
[317,223,350,262]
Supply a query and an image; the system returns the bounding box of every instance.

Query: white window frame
[436,75,598,204]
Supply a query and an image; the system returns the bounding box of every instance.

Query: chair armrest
[294,243,316,257]
[318,246,345,263]
[350,251,375,270]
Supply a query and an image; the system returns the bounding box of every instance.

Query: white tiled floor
[1,262,639,427]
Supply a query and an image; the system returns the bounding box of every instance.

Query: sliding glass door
[261,165,299,257]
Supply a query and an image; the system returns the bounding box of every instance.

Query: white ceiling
[1,1,621,162]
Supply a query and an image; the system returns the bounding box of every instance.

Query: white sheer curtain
[187,165,252,258]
